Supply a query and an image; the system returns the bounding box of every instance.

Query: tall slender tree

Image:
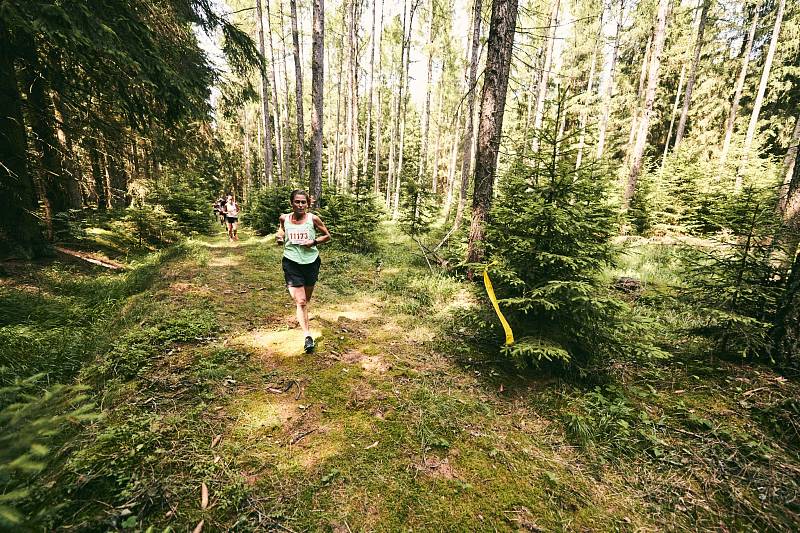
[718,0,761,176]
[256,0,275,186]
[290,0,307,182]
[454,0,483,229]
[466,0,519,264]
[623,0,669,210]
[531,0,560,155]
[736,0,786,192]
[672,0,709,152]
[310,0,324,204]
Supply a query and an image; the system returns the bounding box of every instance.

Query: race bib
[287,230,309,244]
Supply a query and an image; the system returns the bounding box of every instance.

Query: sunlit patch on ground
[234,327,323,357]
[341,350,392,373]
[167,281,213,296]
[208,255,242,268]
[317,296,380,322]
[228,391,300,433]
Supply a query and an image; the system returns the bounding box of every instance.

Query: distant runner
[277,189,331,353]
[224,195,240,241]
[214,198,226,226]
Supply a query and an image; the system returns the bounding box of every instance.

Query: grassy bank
[1,227,798,531]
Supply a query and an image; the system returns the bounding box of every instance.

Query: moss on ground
[2,228,799,531]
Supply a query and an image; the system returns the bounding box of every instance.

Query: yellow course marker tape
[483,267,514,346]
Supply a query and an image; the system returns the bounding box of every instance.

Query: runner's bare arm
[312,215,331,245]
[277,214,286,244]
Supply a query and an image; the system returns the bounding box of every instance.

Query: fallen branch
[54,246,126,270]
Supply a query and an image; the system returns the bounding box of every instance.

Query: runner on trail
[224,195,240,241]
[213,198,226,226]
[277,189,331,353]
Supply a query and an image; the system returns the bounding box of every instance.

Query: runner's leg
[288,286,310,336]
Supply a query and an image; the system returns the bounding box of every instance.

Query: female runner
[277,190,331,353]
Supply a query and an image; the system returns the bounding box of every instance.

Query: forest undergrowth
[1,222,799,531]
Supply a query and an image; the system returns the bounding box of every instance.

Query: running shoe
[304,336,315,354]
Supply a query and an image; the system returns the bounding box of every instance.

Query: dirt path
[152,231,647,532]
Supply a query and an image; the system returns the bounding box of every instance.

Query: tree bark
[778,116,800,222]
[373,1,385,195]
[266,0,286,183]
[531,0,560,155]
[596,5,621,159]
[290,0,307,183]
[575,7,603,170]
[623,0,669,210]
[718,0,760,177]
[625,33,652,168]
[256,0,275,186]
[454,0,483,229]
[661,64,686,168]
[418,0,436,183]
[363,0,380,181]
[310,0,324,204]
[466,0,519,264]
[333,30,345,191]
[736,0,786,192]
[672,0,708,152]
[0,19,47,256]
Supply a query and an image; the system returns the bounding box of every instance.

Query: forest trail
[153,229,645,531]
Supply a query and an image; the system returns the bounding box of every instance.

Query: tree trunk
[310,0,324,204]
[373,2,385,195]
[363,0,380,181]
[454,0,483,229]
[718,1,760,177]
[266,0,286,183]
[348,0,362,191]
[0,20,47,256]
[736,0,786,192]
[575,7,603,170]
[290,0,307,183]
[770,248,800,363]
[86,135,107,210]
[672,0,708,152]
[623,0,669,210]
[661,64,686,168]
[531,0,559,155]
[418,0,436,183]
[256,0,275,187]
[279,0,294,180]
[778,116,800,223]
[596,5,621,159]
[625,33,652,167]
[466,0,519,264]
[52,92,83,208]
[333,29,345,191]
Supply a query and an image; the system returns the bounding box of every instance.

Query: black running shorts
[226,216,238,223]
[282,256,321,287]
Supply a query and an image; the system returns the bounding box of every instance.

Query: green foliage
[242,186,293,234]
[153,185,215,235]
[114,205,181,246]
[318,193,382,254]
[680,186,789,358]
[0,374,96,527]
[399,179,435,237]
[484,120,663,369]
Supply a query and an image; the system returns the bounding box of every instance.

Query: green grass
[2,226,799,531]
